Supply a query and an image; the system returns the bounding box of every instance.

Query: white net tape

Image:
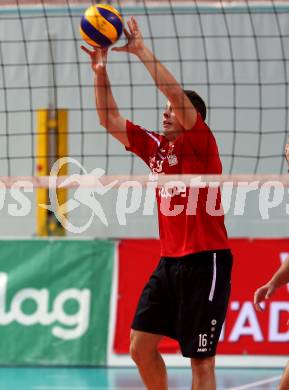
[1,174,289,188]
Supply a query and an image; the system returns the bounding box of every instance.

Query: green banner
[0,239,114,365]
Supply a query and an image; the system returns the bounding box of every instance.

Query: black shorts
[131,249,233,358]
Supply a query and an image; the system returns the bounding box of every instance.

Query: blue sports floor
[0,367,283,390]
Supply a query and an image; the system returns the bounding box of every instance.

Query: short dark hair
[184,90,207,121]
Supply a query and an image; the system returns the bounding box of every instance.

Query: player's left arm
[113,16,197,131]
[254,143,289,311]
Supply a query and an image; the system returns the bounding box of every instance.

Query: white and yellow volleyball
[80,4,123,48]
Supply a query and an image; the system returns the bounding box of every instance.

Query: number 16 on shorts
[198,334,208,348]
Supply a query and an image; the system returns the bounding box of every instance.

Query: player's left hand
[254,282,276,312]
[112,16,145,55]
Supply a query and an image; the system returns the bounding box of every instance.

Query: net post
[36,109,68,236]
[36,109,49,236]
[56,109,68,233]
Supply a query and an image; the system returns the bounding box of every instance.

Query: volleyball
[79,4,123,48]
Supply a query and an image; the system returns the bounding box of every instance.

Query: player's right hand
[80,45,108,74]
[253,283,276,312]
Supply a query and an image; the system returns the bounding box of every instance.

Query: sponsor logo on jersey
[168,154,178,166]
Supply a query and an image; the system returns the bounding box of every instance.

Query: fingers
[80,45,93,56]
[127,16,139,36]
[254,300,264,312]
[265,284,276,300]
[80,45,109,63]
[127,18,133,34]
[265,290,272,300]
[255,303,263,312]
[131,16,138,29]
[253,288,266,312]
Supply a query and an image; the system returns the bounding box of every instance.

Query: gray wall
[0,2,289,237]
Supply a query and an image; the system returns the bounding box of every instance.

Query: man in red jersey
[82,16,232,390]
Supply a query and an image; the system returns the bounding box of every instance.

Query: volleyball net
[0,0,289,236]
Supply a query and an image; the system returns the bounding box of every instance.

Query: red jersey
[126,113,229,257]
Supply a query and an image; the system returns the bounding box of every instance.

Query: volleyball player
[82,16,232,390]
[254,140,289,390]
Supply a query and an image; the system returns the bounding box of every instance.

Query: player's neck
[164,130,182,142]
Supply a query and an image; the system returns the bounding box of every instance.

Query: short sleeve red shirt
[126,113,229,257]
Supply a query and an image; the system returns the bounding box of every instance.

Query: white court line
[35,387,111,390]
[226,375,281,390]
[33,385,144,390]
[35,387,105,390]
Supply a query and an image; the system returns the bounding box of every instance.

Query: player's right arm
[254,256,289,312]
[80,45,129,148]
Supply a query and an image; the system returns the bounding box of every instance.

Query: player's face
[162,102,183,140]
